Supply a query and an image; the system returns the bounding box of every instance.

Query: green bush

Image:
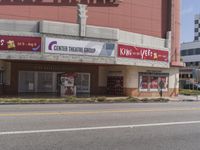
[64,96,77,102]
[97,97,107,102]
[151,98,169,102]
[0,96,169,104]
[141,98,149,103]
[126,96,140,102]
[179,89,200,96]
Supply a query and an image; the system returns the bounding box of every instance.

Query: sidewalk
[169,95,200,102]
[0,95,199,104]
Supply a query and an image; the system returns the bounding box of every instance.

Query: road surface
[1,102,200,150]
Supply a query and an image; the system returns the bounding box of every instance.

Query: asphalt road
[1,102,200,150]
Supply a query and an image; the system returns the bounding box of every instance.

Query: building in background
[194,14,200,41]
[180,14,200,88]
[0,0,182,97]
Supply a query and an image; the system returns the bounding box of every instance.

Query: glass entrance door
[18,71,35,93]
[18,71,58,93]
[75,73,90,93]
[37,72,53,93]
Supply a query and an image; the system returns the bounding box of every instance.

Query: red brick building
[0,0,182,97]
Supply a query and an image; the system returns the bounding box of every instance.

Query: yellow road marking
[0,107,200,117]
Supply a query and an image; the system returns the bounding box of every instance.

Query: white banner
[45,37,115,57]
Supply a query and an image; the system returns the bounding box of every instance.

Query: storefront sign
[45,37,115,57]
[118,44,169,62]
[0,35,41,52]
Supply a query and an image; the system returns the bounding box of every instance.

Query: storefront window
[150,76,159,91]
[139,76,148,91]
[139,72,169,92]
[19,71,57,93]
[75,73,90,93]
[159,76,168,91]
[0,71,3,84]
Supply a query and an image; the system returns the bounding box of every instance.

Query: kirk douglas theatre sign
[45,37,115,57]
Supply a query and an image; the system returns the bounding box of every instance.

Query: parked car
[183,83,200,90]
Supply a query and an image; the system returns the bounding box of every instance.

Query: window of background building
[195,28,199,32]
[181,50,187,56]
[195,37,199,41]
[195,20,199,24]
[188,49,194,55]
[195,48,200,55]
[182,74,192,79]
[185,62,190,67]
[195,62,199,66]
[182,74,186,78]
[185,62,194,67]
[191,62,195,66]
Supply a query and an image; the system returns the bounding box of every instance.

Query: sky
[181,0,200,43]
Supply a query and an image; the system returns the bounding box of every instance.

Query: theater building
[0,0,182,97]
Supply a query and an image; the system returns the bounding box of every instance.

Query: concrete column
[77,4,88,37]
[166,31,172,49]
[171,0,183,67]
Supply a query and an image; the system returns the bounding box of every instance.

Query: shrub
[126,96,140,102]
[97,97,106,102]
[64,96,77,102]
[141,98,149,103]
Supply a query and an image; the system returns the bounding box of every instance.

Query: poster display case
[139,72,169,92]
[60,73,77,97]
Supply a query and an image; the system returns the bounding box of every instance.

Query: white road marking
[1,121,200,136]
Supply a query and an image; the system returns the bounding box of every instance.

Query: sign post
[159,80,164,98]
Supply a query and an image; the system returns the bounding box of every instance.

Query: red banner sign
[0,35,41,52]
[118,44,169,62]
